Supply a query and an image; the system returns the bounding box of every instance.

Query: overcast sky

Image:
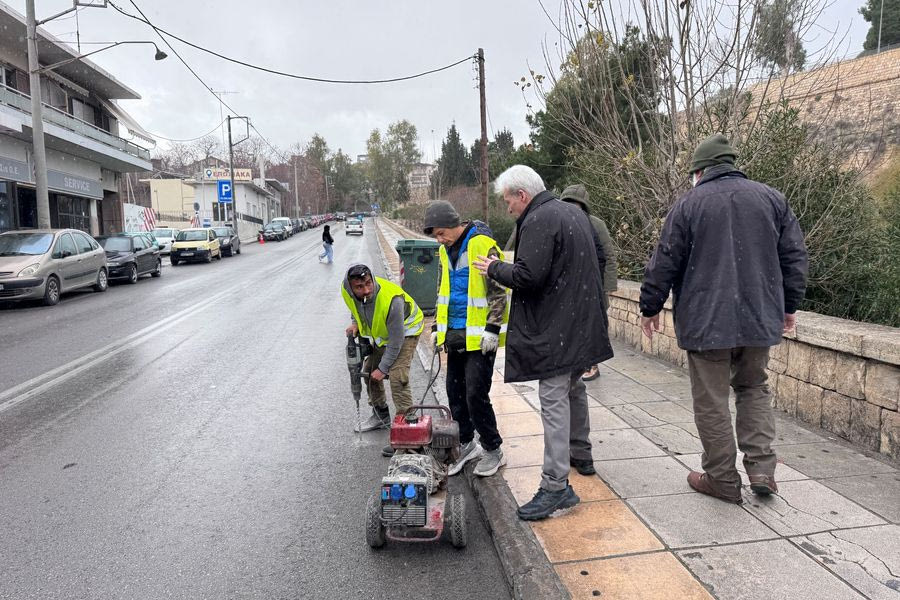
[10,0,869,163]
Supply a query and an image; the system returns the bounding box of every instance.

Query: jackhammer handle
[409,404,452,419]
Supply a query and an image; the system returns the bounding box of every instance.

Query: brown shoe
[687,471,743,504]
[582,365,600,381]
[748,474,778,496]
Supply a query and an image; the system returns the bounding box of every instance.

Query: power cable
[109,0,475,85]
[143,117,228,143]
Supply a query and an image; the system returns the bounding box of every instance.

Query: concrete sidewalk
[374,217,900,599]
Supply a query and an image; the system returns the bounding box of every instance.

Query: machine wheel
[365,494,385,548]
[446,494,467,548]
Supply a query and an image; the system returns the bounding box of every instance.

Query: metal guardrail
[0,85,151,161]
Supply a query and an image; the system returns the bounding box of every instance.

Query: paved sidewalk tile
[794,525,900,600]
[531,499,663,562]
[741,479,885,535]
[590,429,667,461]
[776,443,898,478]
[587,405,631,430]
[504,434,544,468]
[490,393,533,415]
[639,424,704,455]
[820,473,900,523]
[490,382,522,397]
[609,404,667,427]
[556,552,713,600]
[628,493,777,548]
[503,466,616,506]
[633,400,695,423]
[607,358,689,386]
[677,453,809,485]
[595,456,691,498]
[591,382,670,406]
[678,539,865,600]
[771,419,831,446]
[496,412,544,438]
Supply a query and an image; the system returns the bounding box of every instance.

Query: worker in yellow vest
[423,201,509,478]
[341,264,424,454]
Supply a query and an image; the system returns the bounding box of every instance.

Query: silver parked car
[150,227,180,255]
[0,229,108,306]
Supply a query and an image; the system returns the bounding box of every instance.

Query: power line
[109,0,475,85]
[144,117,228,143]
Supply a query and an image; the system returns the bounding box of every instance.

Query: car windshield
[98,237,132,252]
[213,228,230,237]
[349,219,362,225]
[0,232,54,256]
[152,229,173,237]
[177,230,208,241]
[268,224,283,230]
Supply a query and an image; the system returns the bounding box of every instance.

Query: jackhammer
[346,333,373,439]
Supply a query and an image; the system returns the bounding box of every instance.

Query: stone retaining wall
[609,280,900,461]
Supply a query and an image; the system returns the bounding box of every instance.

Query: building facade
[0,2,153,235]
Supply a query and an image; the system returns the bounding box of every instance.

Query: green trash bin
[395,239,440,315]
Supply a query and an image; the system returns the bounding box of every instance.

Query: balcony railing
[0,84,151,162]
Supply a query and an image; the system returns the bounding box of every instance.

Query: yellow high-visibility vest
[436,234,508,351]
[342,276,424,347]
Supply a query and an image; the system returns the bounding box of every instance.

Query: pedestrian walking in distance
[640,134,808,504]
[474,165,613,521]
[319,225,334,264]
[341,264,424,456]
[423,200,509,478]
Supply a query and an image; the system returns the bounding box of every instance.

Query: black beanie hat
[422,200,461,234]
[690,134,736,173]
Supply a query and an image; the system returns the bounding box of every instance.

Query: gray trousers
[687,347,777,493]
[538,370,592,492]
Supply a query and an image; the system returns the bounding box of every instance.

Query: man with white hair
[474,165,614,521]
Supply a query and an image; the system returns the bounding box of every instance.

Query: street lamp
[35,41,167,74]
[24,0,166,229]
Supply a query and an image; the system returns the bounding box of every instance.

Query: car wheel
[42,275,60,306]
[93,268,108,292]
[235,245,241,255]
[126,263,138,284]
[171,258,179,266]
[151,259,162,277]
[216,249,222,260]
[205,252,213,263]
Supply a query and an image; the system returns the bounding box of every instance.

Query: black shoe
[381,445,395,457]
[570,457,596,476]
[516,485,580,521]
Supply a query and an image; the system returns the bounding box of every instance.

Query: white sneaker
[474,448,506,477]
[448,441,483,476]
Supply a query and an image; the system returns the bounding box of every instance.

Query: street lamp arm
[33,41,166,74]
[35,5,78,26]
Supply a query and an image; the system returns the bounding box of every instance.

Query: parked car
[96,234,161,283]
[345,218,364,236]
[298,218,309,231]
[212,226,241,257]
[120,231,160,252]
[0,229,108,306]
[170,228,222,265]
[150,227,180,254]
[271,217,294,237]
[262,222,288,241]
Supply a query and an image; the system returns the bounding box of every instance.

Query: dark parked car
[262,223,288,241]
[212,226,241,257]
[96,234,161,283]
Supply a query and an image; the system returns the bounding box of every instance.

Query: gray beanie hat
[560,184,589,212]
[690,134,736,173]
[423,200,461,234]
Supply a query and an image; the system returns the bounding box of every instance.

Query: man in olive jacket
[640,134,808,504]
[475,165,613,521]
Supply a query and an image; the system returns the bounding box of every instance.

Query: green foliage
[754,0,807,72]
[436,124,475,188]
[860,0,900,51]
[365,121,421,211]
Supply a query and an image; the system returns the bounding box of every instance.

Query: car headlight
[107,261,120,267]
[18,263,40,277]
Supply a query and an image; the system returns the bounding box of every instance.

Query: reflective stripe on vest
[341,276,424,347]
[436,234,509,351]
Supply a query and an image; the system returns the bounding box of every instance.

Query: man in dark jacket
[640,134,808,504]
[475,165,614,521]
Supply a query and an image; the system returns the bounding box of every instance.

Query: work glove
[429,331,441,352]
[480,331,499,355]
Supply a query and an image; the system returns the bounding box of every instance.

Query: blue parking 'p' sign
[217,179,233,204]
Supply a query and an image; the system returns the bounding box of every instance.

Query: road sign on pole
[217,179,233,204]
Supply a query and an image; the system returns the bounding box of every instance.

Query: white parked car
[271,218,294,237]
[345,218,363,236]
[151,227,180,255]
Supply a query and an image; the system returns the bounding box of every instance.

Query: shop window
[55,194,90,233]
[0,182,12,233]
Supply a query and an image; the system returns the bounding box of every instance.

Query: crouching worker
[341,264,424,456]
[424,201,509,477]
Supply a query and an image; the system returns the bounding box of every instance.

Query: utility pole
[293,156,299,218]
[25,0,50,229]
[477,48,489,225]
[227,115,235,226]
[877,0,885,53]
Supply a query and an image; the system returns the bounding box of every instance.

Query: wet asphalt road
[0,222,510,600]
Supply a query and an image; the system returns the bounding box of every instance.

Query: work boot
[516,485,580,521]
[448,441,483,476]
[474,448,506,477]
[687,471,743,504]
[748,474,778,496]
[355,407,391,432]
[570,457,596,476]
